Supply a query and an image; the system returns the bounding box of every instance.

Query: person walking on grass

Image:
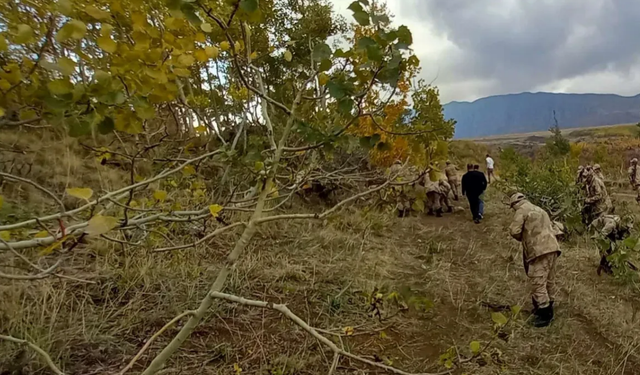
[444,161,460,201]
[473,164,486,219]
[462,163,487,224]
[509,193,561,328]
[486,153,495,183]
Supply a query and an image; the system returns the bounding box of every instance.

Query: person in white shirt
[486,154,495,184]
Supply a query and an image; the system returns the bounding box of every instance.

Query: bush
[496,147,584,235]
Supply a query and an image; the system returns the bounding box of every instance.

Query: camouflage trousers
[526,252,559,309]
[449,180,460,200]
[426,191,441,213]
[439,193,451,212]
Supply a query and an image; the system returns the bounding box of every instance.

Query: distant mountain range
[444,92,640,138]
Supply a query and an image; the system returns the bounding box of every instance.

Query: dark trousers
[467,195,481,220]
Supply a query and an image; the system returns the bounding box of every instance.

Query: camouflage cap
[593,164,601,171]
[632,158,638,164]
[509,193,526,206]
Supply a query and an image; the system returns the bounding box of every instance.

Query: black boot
[531,304,553,328]
[427,209,434,216]
[435,209,443,218]
[447,206,453,213]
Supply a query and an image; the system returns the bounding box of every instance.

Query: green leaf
[337,97,354,115]
[209,204,223,217]
[511,304,522,316]
[239,0,259,14]
[623,237,638,249]
[98,116,115,134]
[359,136,372,149]
[377,67,400,87]
[67,187,93,200]
[376,142,392,152]
[352,11,370,26]
[347,1,363,12]
[359,0,370,5]
[356,37,376,51]
[99,90,126,105]
[67,117,92,137]
[133,97,156,120]
[366,44,383,62]
[397,25,413,45]
[181,3,202,25]
[326,80,350,99]
[333,49,352,58]
[318,59,332,72]
[312,43,332,62]
[372,14,390,25]
[470,341,481,354]
[412,199,425,212]
[56,20,87,42]
[47,79,74,95]
[491,312,508,326]
[14,24,34,44]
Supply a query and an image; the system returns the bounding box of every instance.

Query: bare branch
[153,222,246,252]
[0,258,62,280]
[210,292,450,375]
[0,335,65,375]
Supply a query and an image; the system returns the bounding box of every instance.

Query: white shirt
[486,157,495,169]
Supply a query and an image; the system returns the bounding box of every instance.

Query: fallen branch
[0,258,62,280]
[118,310,196,375]
[210,292,450,375]
[153,222,246,252]
[0,334,65,375]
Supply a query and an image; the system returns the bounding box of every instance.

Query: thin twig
[0,172,66,212]
[0,334,65,375]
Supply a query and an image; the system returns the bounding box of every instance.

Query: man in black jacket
[462,164,488,224]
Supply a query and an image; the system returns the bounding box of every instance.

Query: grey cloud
[399,0,640,101]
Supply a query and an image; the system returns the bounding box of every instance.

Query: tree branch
[0,335,65,375]
[0,172,66,213]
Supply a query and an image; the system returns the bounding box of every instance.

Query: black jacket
[461,171,487,198]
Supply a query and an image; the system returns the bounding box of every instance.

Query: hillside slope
[446,92,640,138]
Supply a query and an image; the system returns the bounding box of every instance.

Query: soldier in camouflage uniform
[389,161,413,217]
[438,178,453,213]
[593,164,604,182]
[629,158,640,203]
[590,215,634,275]
[424,178,443,217]
[444,161,460,201]
[509,193,561,328]
[583,169,613,224]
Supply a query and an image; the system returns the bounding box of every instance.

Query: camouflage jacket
[425,180,441,194]
[438,180,451,195]
[389,163,411,183]
[585,177,612,214]
[509,200,561,263]
[590,215,622,238]
[444,165,459,182]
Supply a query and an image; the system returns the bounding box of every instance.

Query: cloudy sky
[330,0,640,103]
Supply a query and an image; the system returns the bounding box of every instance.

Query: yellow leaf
[58,0,73,16]
[0,195,3,208]
[470,341,481,354]
[85,5,110,20]
[66,187,93,200]
[380,331,388,339]
[47,79,74,95]
[0,231,10,241]
[205,46,219,59]
[233,363,242,374]
[57,20,86,42]
[100,24,114,36]
[0,80,9,91]
[491,312,508,326]
[182,165,196,176]
[0,108,5,118]
[195,32,206,43]
[38,237,65,256]
[200,23,213,33]
[57,57,76,76]
[250,51,258,60]
[318,73,329,86]
[14,24,34,44]
[173,67,191,77]
[209,204,223,218]
[177,54,195,66]
[34,231,49,238]
[97,35,117,53]
[153,190,168,202]
[220,41,230,51]
[194,125,207,133]
[194,49,208,62]
[343,326,354,336]
[284,50,292,62]
[0,34,8,51]
[254,161,264,171]
[85,215,119,236]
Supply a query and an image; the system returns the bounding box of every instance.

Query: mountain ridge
[444,91,640,138]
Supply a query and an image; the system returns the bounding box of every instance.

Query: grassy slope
[3,131,640,374]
